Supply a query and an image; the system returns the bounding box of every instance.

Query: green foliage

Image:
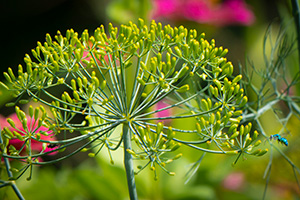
[242,22,300,198]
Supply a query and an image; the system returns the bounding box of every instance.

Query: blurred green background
[1,0,300,199]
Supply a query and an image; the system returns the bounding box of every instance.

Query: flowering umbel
[1,19,266,199]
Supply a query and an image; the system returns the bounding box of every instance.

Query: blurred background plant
[0,0,300,199]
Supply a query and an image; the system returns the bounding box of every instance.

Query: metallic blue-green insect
[270,134,288,146]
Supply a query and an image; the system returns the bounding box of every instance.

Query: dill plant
[242,21,300,199]
[0,19,266,199]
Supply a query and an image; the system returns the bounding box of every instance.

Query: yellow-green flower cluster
[128,122,181,179]
[0,18,266,179]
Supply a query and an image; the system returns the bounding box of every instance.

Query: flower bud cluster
[128,123,181,179]
[1,105,57,161]
[1,19,265,178]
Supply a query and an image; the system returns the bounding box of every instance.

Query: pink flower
[152,0,179,19]
[154,100,172,124]
[222,172,245,191]
[0,113,57,157]
[152,0,255,26]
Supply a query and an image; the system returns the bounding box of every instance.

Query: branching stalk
[0,126,25,200]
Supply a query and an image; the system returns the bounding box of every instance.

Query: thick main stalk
[123,123,138,200]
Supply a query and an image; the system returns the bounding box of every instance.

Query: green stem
[0,126,25,200]
[291,0,300,71]
[123,123,138,200]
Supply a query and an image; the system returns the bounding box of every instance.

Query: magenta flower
[0,113,57,156]
[152,0,255,26]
